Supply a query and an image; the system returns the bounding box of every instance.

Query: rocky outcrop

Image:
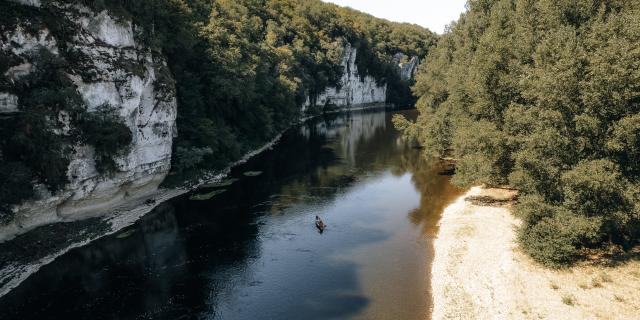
[393,53,420,81]
[303,43,387,111]
[11,0,41,7]
[0,2,177,241]
[0,93,19,113]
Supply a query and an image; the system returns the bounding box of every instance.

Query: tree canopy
[91,0,436,171]
[0,0,436,217]
[395,0,640,266]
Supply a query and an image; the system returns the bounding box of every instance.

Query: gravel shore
[431,187,640,319]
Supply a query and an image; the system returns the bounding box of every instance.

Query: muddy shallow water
[0,109,463,319]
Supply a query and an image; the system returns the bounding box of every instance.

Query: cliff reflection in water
[0,109,463,320]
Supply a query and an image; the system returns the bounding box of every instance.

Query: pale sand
[431,186,640,320]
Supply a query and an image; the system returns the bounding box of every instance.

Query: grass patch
[614,295,625,302]
[599,272,613,283]
[561,294,575,306]
[550,281,560,290]
[591,277,603,288]
[578,282,589,289]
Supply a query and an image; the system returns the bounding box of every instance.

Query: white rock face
[393,52,420,81]
[4,62,33,81]
[400,57,420,81]
[79,10,136,48]
[1,25,59,56]
[9,0,41,7]
[304,43,387,111]
[0,4,177,241]
[0,93,19,113]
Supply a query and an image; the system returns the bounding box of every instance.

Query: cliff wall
[304,43,388,111]
[0,1,177,241]
[0,1,421,241]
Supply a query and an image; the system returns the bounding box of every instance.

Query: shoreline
[431,187,640,319]
[0,104,394,298]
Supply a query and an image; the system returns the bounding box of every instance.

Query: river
[0,109,463,319]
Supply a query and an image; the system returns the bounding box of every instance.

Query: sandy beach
[431,187,640,320]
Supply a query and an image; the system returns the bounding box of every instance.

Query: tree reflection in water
[0,109,464,320]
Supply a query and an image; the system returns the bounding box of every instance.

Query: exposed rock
[304,43,387,111]
[0,93,19,113]
[9,0,41,8]
[1,25,58,56]
[393,52,420,81]
[0,3,177,241]
[79,10,135,48]
[4,62,33,81]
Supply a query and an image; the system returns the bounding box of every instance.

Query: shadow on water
[0,109,464,320]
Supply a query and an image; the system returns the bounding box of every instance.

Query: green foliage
[77,105,132,174]
[606,114,640,177]
[173,146,213,173]
[84,0,436,173]
[0,31,132,214]
[398,0,640,265]
[451,120,510,186]
[1,0,435,217]
[519,209,601,267]
[561,160,628,217]
[0,161,35,222]
[0,48,78,213]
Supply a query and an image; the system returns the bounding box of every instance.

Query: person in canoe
[315,215,326,232]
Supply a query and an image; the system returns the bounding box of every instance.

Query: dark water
[0,109,463,320]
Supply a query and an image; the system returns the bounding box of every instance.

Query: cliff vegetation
[96,0,436,172]
[0,0,435,220]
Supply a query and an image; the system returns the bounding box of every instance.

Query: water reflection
[0,109,463,320]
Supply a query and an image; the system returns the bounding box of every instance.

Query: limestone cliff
[303,43,388,111]
[0,1,421,242]
[0,1,177,240]
[393,53,420,81]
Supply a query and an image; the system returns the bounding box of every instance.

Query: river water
[0,109,463,319]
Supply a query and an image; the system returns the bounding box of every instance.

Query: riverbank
[431,186,640,319]
[0,105,395,298]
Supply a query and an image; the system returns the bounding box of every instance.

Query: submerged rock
[115,229,136,239]
[201,178,239,189]
[189,189,226,201]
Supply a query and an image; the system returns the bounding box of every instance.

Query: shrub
[561,294,575,306]
[77,105,132,174]
[607,114,640,178]
[519,209,601,267]
[450,120,510,186]
[5,111,70,190]
[514,195,555,227]
[561,160,628,217]
[173,146,213,173]
[560,159,639,245]
[0,161,34,222]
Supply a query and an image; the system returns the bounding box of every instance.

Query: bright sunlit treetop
[322,0,467,34]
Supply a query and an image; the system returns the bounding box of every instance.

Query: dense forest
[0,0,435,217]
[395,0,640,266]
[77,0,437,173]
